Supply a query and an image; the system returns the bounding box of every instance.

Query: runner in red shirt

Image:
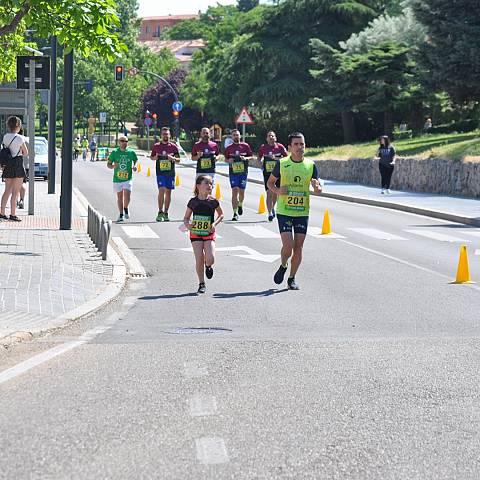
[191,127,219,180]
[150,127,180,222]
[224,129,253,221]
[258,131,288,221]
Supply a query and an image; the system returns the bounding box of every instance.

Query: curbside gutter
[1,190,128,347]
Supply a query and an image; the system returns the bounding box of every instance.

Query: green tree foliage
[410,0,480,103]
[0,1,126,81]
[237,0,260,12]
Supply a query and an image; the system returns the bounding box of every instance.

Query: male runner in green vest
[267,132,322,290]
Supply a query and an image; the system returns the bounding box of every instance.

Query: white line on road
[339,239,480,292]
[111,236,147,277]
[121,225,159,239]
[234,225,279,238]
[462,231,480,238]
[189,394,218,417]
[0,313,121,386]
[180,245,280,263]
[404,230,471,243]
[475,249,480,256]
[195,437,229,465]
[307,227,346,239]
[349,228,407,240]
[184,362,209,378]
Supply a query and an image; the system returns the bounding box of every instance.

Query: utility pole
[28,58,35,215]
[60,49,74,230]
[47,36,57,194]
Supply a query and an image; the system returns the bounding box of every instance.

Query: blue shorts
[277,214,309,235]
[156,175,175,190]
[229,173,248,190]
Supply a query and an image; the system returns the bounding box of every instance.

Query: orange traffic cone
[147,167,151,177]
[321,209,332,234]
[452,245,473,284]
[175,174,180,186]
[215,183,221,200]
[258,194,266,214]
[137,163,142,173]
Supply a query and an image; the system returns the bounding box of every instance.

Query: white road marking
[122,296,137,306]
[404,230,470,243]
[339,239,480,292]
[307,227,346,239]
[0,313,120,385]
[121,225,159,238]
[184,362,209,378]
[189,394,218,417]
[462,231,480,238]
[180,245,280,263]
[195,437,229,465]
[111,236,147,277]
[475,249,480,256]
[349,228,407,240]
[234,225,279,238]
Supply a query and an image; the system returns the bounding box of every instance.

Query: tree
[0,0,126,81]
[410,0,480,103]
[237,0,260,12]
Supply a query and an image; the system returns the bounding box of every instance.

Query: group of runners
[106,128,321,292]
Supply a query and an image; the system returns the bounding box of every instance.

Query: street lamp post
[47,36,57,194]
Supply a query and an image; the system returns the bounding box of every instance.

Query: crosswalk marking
[349,228,407,240]
[307,227,346,239]
[234,225,279,238]
[475,249,480,256]
[404,230,470,243]
[121,225,159,239]
[463,231,480,238]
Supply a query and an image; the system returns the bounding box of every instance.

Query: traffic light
[115,65,124,82]
[173,110,180,118]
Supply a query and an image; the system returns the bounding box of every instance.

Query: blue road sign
[172,101,183,112]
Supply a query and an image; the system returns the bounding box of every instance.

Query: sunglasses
[119,140,128,143]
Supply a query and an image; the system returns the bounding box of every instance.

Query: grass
[306,131,480,162]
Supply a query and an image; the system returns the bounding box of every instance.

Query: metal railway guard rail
[87,205,112,261]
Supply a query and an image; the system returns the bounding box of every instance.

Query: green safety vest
[276,156,314,217]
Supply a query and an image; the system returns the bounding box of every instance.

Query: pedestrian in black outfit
[377,135,396,194]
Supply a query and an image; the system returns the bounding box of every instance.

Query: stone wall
[315,157,480,198]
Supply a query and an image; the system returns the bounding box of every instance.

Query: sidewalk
[0,181,125,345]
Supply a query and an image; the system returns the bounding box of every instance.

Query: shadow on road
[139,293,199,300]
[213,288,288,298]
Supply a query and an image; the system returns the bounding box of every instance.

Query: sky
[138,0,236,17]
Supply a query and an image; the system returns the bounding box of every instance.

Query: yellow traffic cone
[137,163,142,173]
[453,245,473,284]
[175,174,180,186]
[215,183,221,200]
[321,209,332,234]
[258,193,266,214]
[147,167,151,177]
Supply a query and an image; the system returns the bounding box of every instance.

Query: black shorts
[277,214,309,235]
[263,172,279,191]
[2,157,25,180]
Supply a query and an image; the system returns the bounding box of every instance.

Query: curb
[197,165,479,227]
[1,190,128,347]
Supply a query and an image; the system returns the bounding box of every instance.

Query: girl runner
[183,175,224,294]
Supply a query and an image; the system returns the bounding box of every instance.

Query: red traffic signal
[115,65,124,82]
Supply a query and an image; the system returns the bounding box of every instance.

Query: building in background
[140,39,206,68]
[138,15,198,42]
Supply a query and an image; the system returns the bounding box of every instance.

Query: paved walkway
[0,181,122,344]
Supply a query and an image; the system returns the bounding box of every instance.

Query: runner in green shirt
[267,132,322,290]
[107,135,138,222]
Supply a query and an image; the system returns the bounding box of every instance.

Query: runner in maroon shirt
[258,131,288,221]
[191,127,219,179]
[150,127,180,222]
[224,129,253,221]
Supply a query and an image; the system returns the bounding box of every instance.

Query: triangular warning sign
[236,107,254,125]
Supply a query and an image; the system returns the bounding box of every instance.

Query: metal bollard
[98,216,106,252]
[101,220,111,260]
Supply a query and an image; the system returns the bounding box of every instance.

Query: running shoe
[9,215,22,222]
[116,214,124,223]
[0,214,7,220]
[274,265,287,285]
[17,199,24,209]
[156,212,164,222]
[124,208,129,219]
[238,205,243,216]
[231,213,239,221]
[268,213,274,222]
[205,266,213,279]
[381,189,385,194]
[287,277,300,290]
[163,212,170,222]
[197,282,206,294]
[386,189,391,194]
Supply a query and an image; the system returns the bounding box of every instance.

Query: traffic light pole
[47,36,57,194]
[28,58,36,215]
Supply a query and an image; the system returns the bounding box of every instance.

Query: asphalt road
[1,158,480,479]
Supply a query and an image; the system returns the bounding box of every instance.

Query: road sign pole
[60,49,74,230]
[28,58,35,215]
[48,36,57,194]
[147,125,150,152]
[242,123,246,142]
